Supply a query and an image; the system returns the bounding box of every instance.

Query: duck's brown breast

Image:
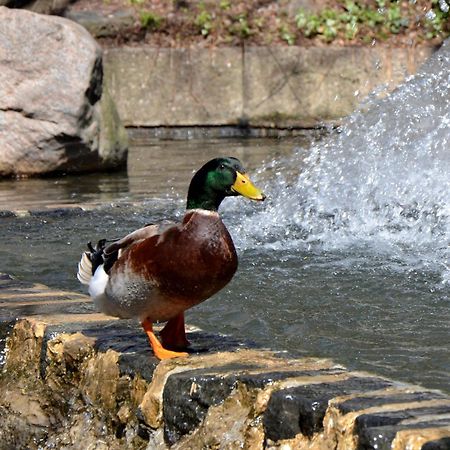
[129,210,238,304]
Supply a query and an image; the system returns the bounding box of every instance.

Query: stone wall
[103,45,437,129]
[1,273,450,449]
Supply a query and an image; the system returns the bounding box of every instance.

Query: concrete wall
[103,45,437,128]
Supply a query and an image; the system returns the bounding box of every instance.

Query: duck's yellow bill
[231,172,266,201]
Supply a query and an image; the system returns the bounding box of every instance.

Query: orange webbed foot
[142,318,188,360]
[153,346,189,360]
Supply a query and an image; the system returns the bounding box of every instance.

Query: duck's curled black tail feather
[87,239,108,275]
[77,238,119,285]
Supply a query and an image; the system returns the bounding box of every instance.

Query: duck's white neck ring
[185,208,220,216]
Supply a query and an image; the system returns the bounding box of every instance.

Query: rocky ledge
[0,273,449,449]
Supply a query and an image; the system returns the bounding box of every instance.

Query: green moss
[140,10,163,30]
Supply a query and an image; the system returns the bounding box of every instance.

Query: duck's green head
[186,157,266,211]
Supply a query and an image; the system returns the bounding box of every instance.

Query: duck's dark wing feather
[78,220,176,281]
[104,220,177,272]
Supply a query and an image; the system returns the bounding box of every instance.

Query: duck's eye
[219,164,226,170]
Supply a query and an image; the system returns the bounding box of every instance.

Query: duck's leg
[160,312,191,350]
[141,318,188,360]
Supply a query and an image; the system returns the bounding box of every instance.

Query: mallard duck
[77,157,265,359]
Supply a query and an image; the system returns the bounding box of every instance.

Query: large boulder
[0,7,128,177]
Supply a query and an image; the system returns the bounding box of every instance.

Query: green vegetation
[139,10,163,30]
[294,0,448,43]
[425,0,450,39]
[195,9,213,37]
[279,24,295,46]
[230,13,252,39]
[120,0,449,47]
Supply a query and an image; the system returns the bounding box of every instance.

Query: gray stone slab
[104,45,436,128]
[65,9,135,38]
[104,47,243,127]
[243,46,436,127]
[356,404,450,430]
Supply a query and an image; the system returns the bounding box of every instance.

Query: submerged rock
[0,7,128,177]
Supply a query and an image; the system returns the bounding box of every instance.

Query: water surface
[1,42,449,393]
[0,135,448,393]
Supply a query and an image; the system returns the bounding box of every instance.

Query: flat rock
[357,417,450,450]
[163,364,347,445]
[64,8,135,38]
[422,438,450,450]
[263,376,394,441]
[337,391,448,414]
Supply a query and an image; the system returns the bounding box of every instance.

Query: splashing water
[231,41,450,283]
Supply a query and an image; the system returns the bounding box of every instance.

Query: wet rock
[30,207,85,217]
[4,317,46,377]
[337,391,448,414]
[0,396,49,450]
[119,352,159,383]
[5,301,95,319]
[263,376,393,441]
[163,361,345,445]
[45,331,96,385]
[355,405,450,449]
[163,368,237,444]
[139,349,300,434]
[356,405,450,430]
[0,210,15,218]
[357,419,450,450]
[422,438,450,450]
[0,7,128,177]
[171,385,257,450]
[1,277,450,449]
[81,349,120,410]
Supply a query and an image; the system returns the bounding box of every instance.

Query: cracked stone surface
[103,45,436,128]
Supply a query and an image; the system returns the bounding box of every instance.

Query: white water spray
[233,40,450,282]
